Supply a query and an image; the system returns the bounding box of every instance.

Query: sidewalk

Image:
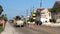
[1,22,19,34]
[42,23,60,27]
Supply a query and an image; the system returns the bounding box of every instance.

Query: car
[9,20,14,23]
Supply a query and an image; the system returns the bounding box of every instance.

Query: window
[41,12,45,14]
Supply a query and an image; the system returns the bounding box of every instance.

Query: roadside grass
[0,22,6,33]
[0,26,4,33]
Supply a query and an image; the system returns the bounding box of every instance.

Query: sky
[0,0,59,20]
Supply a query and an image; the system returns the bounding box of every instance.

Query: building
[51,1,60,20]
[53,1,60,8]
[37,8,51,23]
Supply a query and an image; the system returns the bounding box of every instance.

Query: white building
[37,8,51,23]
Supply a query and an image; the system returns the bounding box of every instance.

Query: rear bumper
[15,23,24,26]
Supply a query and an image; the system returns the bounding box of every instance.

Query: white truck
[14,20,24,27]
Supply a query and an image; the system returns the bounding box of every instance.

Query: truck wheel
[21,25,24,27]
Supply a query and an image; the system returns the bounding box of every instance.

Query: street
[1,22,60,34]
[14,27,51,34]
[11,23,60,34]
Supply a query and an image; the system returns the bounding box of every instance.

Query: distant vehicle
[14,18,25,27]
[9,20,14,23]
[27,20,30,24]
[27,20,35,24]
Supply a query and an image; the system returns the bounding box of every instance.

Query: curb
[42,23,60,27]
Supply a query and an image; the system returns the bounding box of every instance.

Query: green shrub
[0,26,4,33]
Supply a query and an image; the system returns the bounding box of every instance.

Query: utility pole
[39,0,42,21]
[40,0,42,8]
[30,7,32,18]
[26,10,28,16]
[26,9,28,17]
[33,5,34,12]
[30,6,34,16]
[26,9,28,24]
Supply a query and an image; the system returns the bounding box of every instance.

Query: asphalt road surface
[12,25,52,34]
[14,27,52,34]
[10,23,60,34]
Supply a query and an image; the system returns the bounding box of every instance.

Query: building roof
[37,8,45,11]
[48,8,52,11]
[56,1,60,4]
[37,8,51,12]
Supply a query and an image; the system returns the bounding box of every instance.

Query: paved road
[2,22,60,34]
[14,27,51,34]
[33,25,60,34]
[12,24,51,34]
